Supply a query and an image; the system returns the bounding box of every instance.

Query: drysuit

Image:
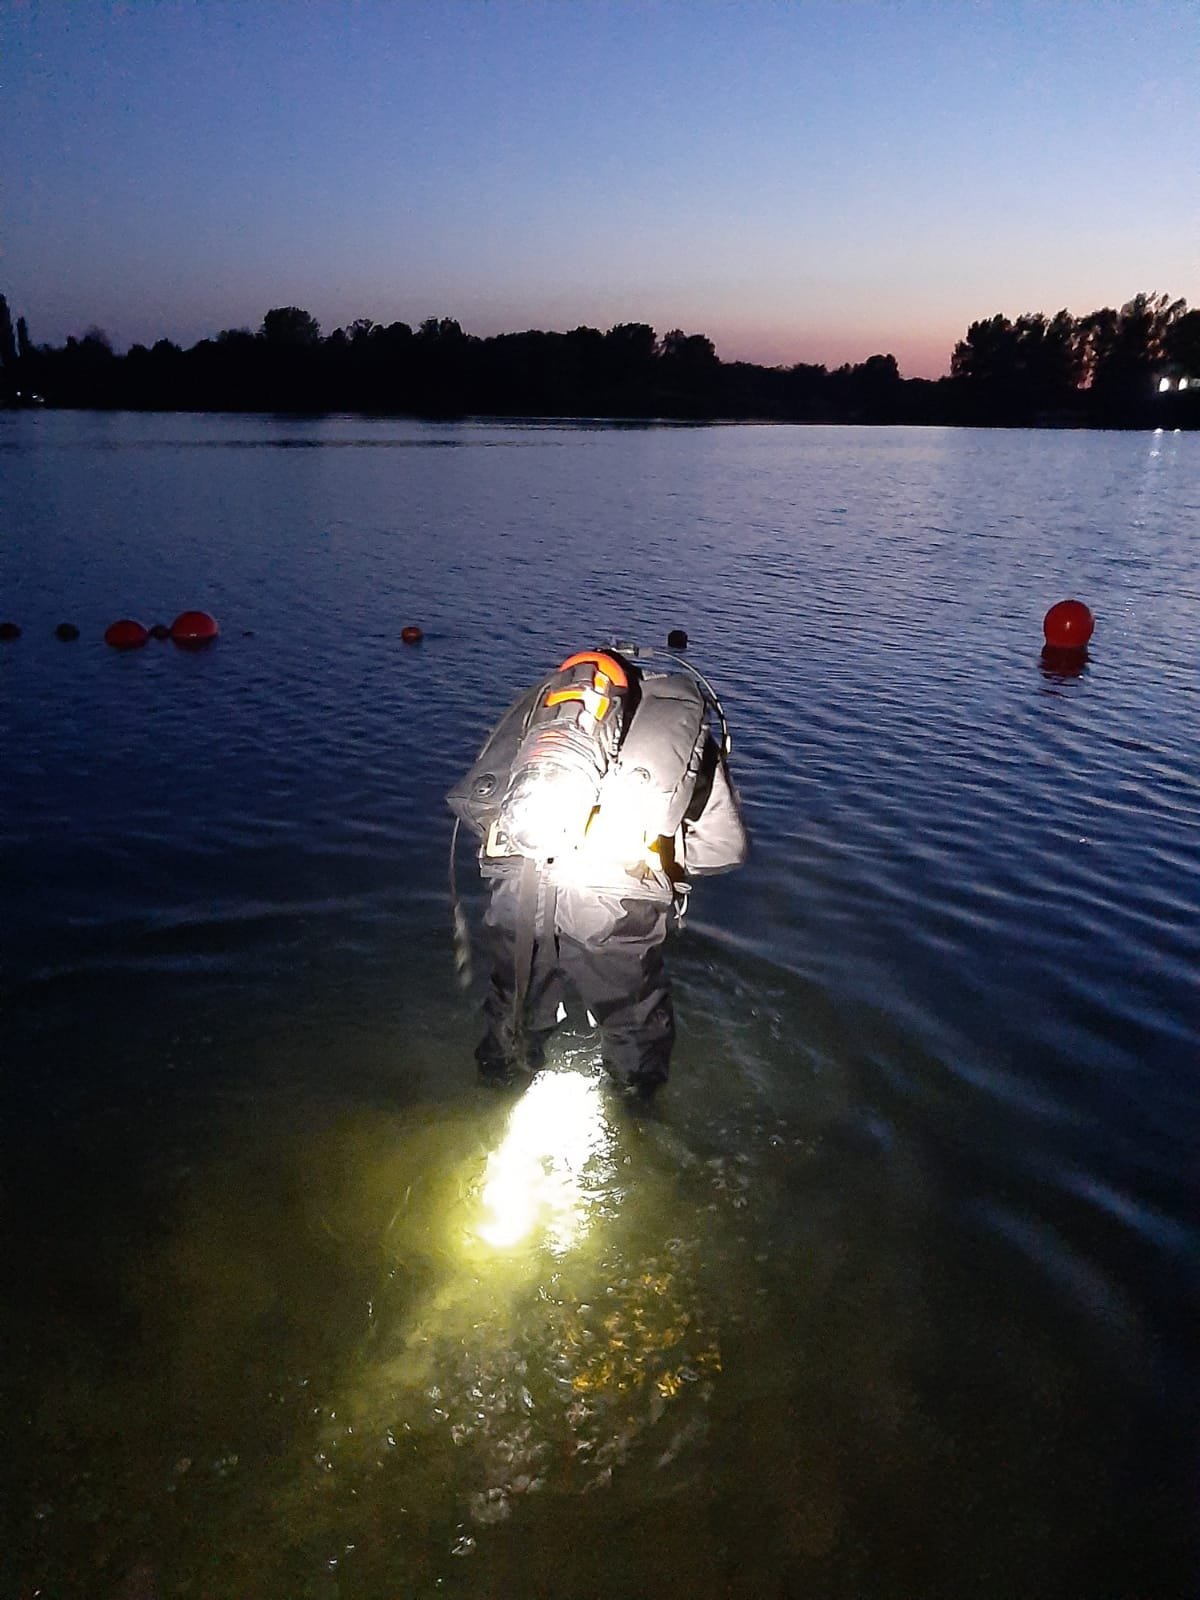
[448,648,748,1097]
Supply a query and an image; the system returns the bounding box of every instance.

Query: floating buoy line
[0,614,1095,662]
[0,612,445,648]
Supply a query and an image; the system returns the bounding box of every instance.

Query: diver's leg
[558,891,674,1097]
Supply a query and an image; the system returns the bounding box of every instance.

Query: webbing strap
[448,816,473,990]
[511,855,540,1034]
[540,876,558,964]
[511,858,559,1044]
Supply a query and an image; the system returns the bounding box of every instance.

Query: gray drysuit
[448,660,748,1093]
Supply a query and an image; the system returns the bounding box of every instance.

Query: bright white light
[475,1070,612,1253]
[502,762,597,857]
[1158,377,1172,393]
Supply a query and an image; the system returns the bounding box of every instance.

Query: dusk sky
[3,0,1197,379]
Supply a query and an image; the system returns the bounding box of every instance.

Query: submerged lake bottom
[2,412,1197,1598]
[8,918,1193,1600]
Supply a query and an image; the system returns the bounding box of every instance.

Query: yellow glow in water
[475,1069,612,1253]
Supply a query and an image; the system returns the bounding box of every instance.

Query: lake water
[2,411,1197,1600]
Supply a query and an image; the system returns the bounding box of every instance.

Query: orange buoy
[170,609,219,646]
[104,618,150,649]
[401,625,424,644]
[1043,600,1094,651]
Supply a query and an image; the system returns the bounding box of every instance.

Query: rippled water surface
[3,413,1197,1599]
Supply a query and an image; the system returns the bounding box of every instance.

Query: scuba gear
[446,643,731,850]
[598,671,707,848]
[447,651,632,851]
[608,640,732,757]
[495,650,630,862]
[446,648,633,993]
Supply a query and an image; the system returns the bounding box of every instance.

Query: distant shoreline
[4,295,1198,430]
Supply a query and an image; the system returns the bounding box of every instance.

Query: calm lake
[3,412,1197,1600]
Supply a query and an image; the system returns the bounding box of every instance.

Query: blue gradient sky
[3,0,1197,378]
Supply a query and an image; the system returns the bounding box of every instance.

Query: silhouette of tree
[409,317,473,415]
[657,329,718,416]
[952,311,1083,422]
[78,326,114,358]
[0,295,16,370]
[595,323,657,413]
[1074,293,1185,421]
[1014,312,1081,407]
[827,353,902,421]
[951,314,1022,418]
[605,322,656,363]
[1163,307,1200,372]
[417,317,466,345]
[660,329,716,366]
[260,306,321,347]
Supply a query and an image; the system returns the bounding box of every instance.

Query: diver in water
[448,645,748,1100]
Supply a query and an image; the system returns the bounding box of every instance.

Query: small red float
[401,625,424,644]
[1042,599,1094,651]
[170,609,220,646]
[104,618,150,649]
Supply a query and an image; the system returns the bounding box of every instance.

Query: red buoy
[401,625,424,644]
[1043,599,1094,651]
[170,609,219,646]
[104,618,150,649]
[0,621,21,641]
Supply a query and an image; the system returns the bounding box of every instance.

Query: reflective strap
[545,683,612,722]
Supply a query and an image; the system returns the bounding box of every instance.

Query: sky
[2,0,1197,379]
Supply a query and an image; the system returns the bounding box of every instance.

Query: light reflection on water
[336,1060,729,1564]
[472,1056,615,1253]
[124,1038,759,1595]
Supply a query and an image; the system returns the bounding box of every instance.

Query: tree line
[2,291,1198,427]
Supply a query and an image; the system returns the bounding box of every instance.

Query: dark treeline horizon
[2,291,1198,428]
